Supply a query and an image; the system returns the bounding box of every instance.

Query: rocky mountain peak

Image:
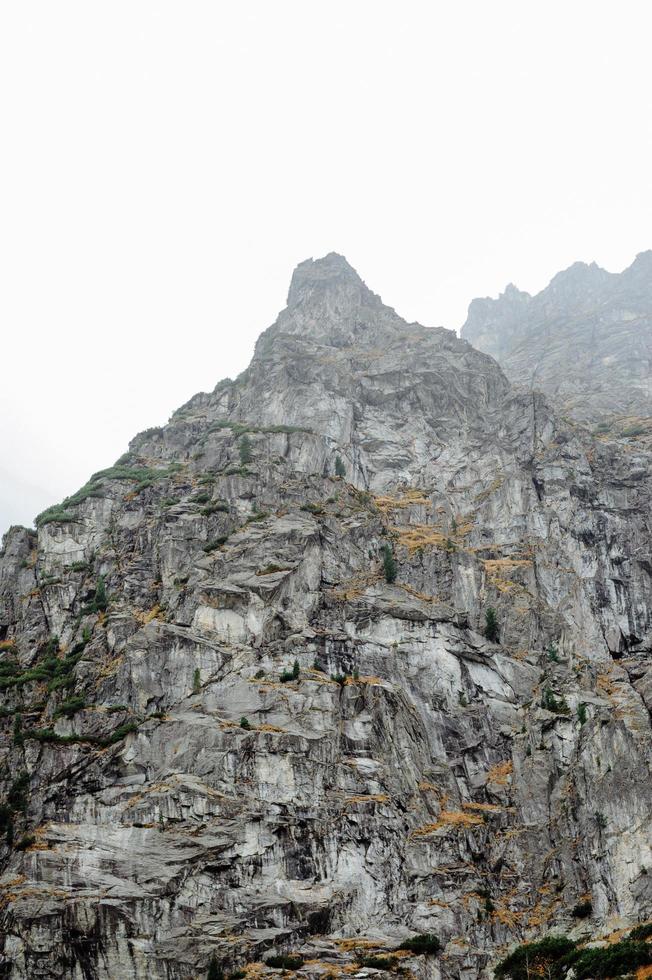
[1,253,652,979]
[286,252,369,307]
[270,252,391,348]
[461,248,652,420]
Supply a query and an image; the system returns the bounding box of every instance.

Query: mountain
[1,254,652,979]
[461,251,652,424]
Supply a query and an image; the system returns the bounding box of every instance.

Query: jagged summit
[286,252,370,306]
[461,248,652,420]
[272,252,391,348]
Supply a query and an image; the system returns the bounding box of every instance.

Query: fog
[2,1,651,534]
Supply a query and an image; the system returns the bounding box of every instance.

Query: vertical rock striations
[1,254,652,978]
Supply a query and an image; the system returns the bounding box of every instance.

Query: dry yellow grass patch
[462,801,502,813]
[487,760,513,786]
[134,604,164,625]
[483,558,532,594]
[336,939,389,952]
[97,653,124,680]
[492,902,525,930]
[256,724,287,733]
[475,475,505,503]
[0,639,16,651]
[243,964,267,979]
[395,524,448,553]
[329,572,379,601]
[344,674,382,686]
[374,489,432,513]
[344,794,390,806]
[400,584,440,603]
[410,810,485,838]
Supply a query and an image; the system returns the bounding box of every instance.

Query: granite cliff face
[461,251,652,424]
[1,254,652,979]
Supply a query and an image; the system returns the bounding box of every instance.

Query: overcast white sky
[1,1,652,536]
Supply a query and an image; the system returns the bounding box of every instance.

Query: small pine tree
[193,668,201,695]
[382,544,397,584]
[334,455,346,478]
[484,606,499,642]
[95,576,108,612]
[12,714,23,746]
[577,702,587,726]
[207,956,223,980]
[239,434,253,465]
[240,716,250,730]
[292,658,300,680]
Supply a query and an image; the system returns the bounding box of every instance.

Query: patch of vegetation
[0,771,30,846]
[495,935,576,979]
[239,434,253,465]
[161,497,180,508]
[239,717,251,730]
[577,702,587,726]
[542,688,571,715]
[202,502,229,516]
[53,696,86,720]
[246,511,268,523]
[224,466,250,477]
[207,957,223,980]
[0,633,87,692]
[36,462,182,526]
[280,659,300,683]
[265,955,304,970]
[208,420,311,437]
[257,563,289,575]
[334,455,346,477]
[547,642,560,662]
[203,536,228,552]
[395,934,441,955]
[382,544,397,584]
[357,956,396,970]
[14,833,37,851]
[571,901,592,919]
[562,939,652,979]
[629,923,652,942]
[484,606,499,642]
[193,668,201,695]
[29,720,138,748]
[80,576,108,615]
[622,424,647,437]
[192,492,212,505]
[301,502,324,515]
[35,506,78,527]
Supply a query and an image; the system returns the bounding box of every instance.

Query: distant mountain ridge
[461,250,652,423]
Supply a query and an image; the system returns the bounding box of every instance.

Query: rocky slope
[461,251,652,424]
[1,253,652,979]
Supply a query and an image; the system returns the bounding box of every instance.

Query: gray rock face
[461,251,652,423]
[1,254,652,979]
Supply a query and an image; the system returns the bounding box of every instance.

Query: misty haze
[1,4,652,979]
